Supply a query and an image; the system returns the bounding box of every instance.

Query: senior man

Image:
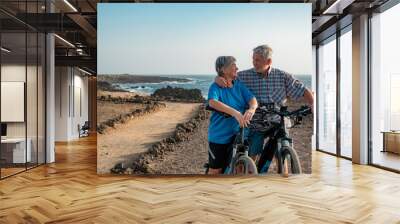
[215,44,314,172]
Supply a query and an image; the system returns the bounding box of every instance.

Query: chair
[78,121,90,138]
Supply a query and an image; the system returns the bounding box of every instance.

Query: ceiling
[0,0,393,74]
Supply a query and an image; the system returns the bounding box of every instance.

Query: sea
[117,74,312,98]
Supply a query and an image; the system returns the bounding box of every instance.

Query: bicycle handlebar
[205,104,311,120]
[256,104,311,118]
[206,103,311,132]
[205,105,232,118]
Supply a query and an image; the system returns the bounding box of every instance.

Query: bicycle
[204,104,311,177]
[252,104,312,176]
[204,106,258,175]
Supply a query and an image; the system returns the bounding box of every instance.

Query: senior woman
[207,56,258,175]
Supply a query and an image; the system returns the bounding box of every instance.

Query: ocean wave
[159,80,196,85]
[117,83,154,91]
[183,80,197,84]
[130,86,153,90]
[185,77,200,82]
[128,89,141,93]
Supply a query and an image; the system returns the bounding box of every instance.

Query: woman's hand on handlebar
[233,111,247,128]
[243,108,256,126]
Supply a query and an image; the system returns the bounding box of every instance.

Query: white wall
[1,63,46,164]
[55,66,69,141]
[54,67,89,141]
[72,72,89,138]
[312,45,317,151]
[1,65,41,137]
[352,14,369,164]
[1,65,26,138]
[46,32,55,163]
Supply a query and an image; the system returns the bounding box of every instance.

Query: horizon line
[98,73,312,76]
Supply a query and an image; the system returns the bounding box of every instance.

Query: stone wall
[97,96,166,134]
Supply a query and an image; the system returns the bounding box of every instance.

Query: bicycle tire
[233,156,258,175]
[275,149,282,174]
[282,153,290,177]
[280,146,302,174]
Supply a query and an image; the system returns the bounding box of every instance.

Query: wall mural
[97,3,314,176]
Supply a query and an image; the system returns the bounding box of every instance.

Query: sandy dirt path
[97,102,201,174]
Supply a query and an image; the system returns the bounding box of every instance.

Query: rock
[97,124,106,134]
[115,162,125,170]
[151,86,205,103]
[124,168,133,175]
[166,137,175,144]
[97,80,127,92]
[110,162,127,174]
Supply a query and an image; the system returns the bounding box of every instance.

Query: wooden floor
[1,167,26,178]
[0,135,400,223]
[372,151,400,171]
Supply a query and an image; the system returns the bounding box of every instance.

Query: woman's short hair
[215,56,236,76]
[253,45,273,60]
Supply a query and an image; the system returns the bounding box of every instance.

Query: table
[1,138,31,163]
[382,131,400,154]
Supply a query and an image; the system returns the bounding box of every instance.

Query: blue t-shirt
[208,80,255,144]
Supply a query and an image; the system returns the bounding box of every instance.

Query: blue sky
[98,3,311,75]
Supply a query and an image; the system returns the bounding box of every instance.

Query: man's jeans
[244,128,264,157]
[244,128,274,173]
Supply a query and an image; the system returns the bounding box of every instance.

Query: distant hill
[98,74,191,84]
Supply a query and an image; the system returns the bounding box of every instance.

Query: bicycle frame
[252,105,309,174]
[224,128,250,174]
[257,118,292,173]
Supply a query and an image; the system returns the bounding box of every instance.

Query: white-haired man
[215,44,314,172]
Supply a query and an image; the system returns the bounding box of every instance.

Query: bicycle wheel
[280,146,302,175]
[233,156,258,175]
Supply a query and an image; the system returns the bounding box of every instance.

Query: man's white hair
[253,45,273,60]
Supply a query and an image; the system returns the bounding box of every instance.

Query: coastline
[98,74,192,84]
[97,74,311,99]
